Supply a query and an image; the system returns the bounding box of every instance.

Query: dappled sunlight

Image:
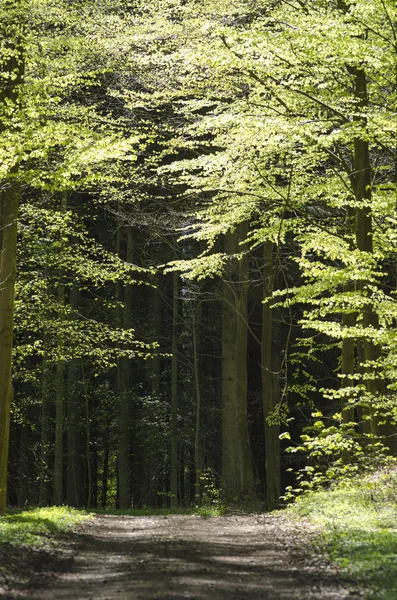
[14,515,351,600]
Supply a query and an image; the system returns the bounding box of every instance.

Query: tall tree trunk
[17,420,29,507]
[66,285,82,507]
[84,375,92,508]
[192,304,202,505]
[262,241,280,510]
[352,68,382,440]
[0,184,19,514]
[101,433,109,508]
[54,285,65,505]
[144,275,162,507]
[170,271,180,508]
[221,222,256,500]
[341,207,356,430]
[0,2,24,514]
[39,335,51,505]
[91,435,98,508]
[149,273,162,396]
[118,227,133,509]
[341,311,356,463]
[54,192,67,505]
[341,317,355,425]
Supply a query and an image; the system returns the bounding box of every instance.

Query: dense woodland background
[0,0,396,513]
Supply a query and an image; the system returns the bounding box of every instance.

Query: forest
[0,0,396,522]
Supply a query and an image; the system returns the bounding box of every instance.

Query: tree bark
[145,274,162,507]
[0,0,24,515]
[54,192,68,505]
[101,433,109,508]
[39,333,51,505]
[67,285,82,507]
[221,222,256,500]
[170,271,180,508]
[341,318,355,425]
[192,304,202,505]
[341,207,356,427]
[17,422,29,506]
[54,365,65,504]
[0,185,19,514]
[54,295,65,505]
[262,241,280,510]
[149,273,162,396]
[118,227,133,509]
[352,67,382,440]
[84,377,92,508]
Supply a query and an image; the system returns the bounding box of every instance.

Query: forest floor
[0,513,362,600]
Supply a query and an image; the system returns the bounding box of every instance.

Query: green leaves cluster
[134,0,397,482]
[3,0,396,503]
[286,468,397,599]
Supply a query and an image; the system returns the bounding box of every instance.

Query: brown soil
[1,514,362,600]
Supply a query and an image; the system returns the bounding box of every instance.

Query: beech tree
[1,0,146,511]
[221,223,256,498]
[0,0,25,515]
[148,0,396,491]
[3,0,396,511]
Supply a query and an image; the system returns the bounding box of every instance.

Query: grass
[7,482,397,598]
[0,506,92,548]
[284,468,397,599]
[5,485,396,598]
[91,506,195,516]
[91,505,226,517]
[0,501,230,546]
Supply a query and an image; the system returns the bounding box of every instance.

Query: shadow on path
[6,515,358,600]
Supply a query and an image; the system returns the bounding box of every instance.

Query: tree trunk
[118,227,133,509]
[149,273,162,396]
[54,289,65,505]
[0,3,24,514]
[221,222,256,500]
[54,193,67,505]
[192,304,202,505]
[262,241,280,510]
[101,433,109,508]
[170,271,180,508]
[91,435,98,508]
[66,285,82,507]
[17,420,29,507]
[84,377,92,508]
[341,207,356,428]
[0,185,19,514]
[341,318,355,425]
[352,67,382,440]
[39,335,51,505]
[144,274,162,507]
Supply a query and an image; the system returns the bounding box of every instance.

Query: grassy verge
[91,505,226,517]
[91,506,195,516]
[0,506,92,589]
[0,506,92,547]
[284,468,397,599]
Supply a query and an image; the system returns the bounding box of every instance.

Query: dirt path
[4,514,359,600]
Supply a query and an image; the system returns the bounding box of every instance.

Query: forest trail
[3,514,359,600]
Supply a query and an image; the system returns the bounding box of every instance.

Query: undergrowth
[91,505,226,517]
[285,468,397,600]
[0,506,91,548]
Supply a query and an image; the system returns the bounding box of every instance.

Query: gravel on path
[1,514,361,600]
